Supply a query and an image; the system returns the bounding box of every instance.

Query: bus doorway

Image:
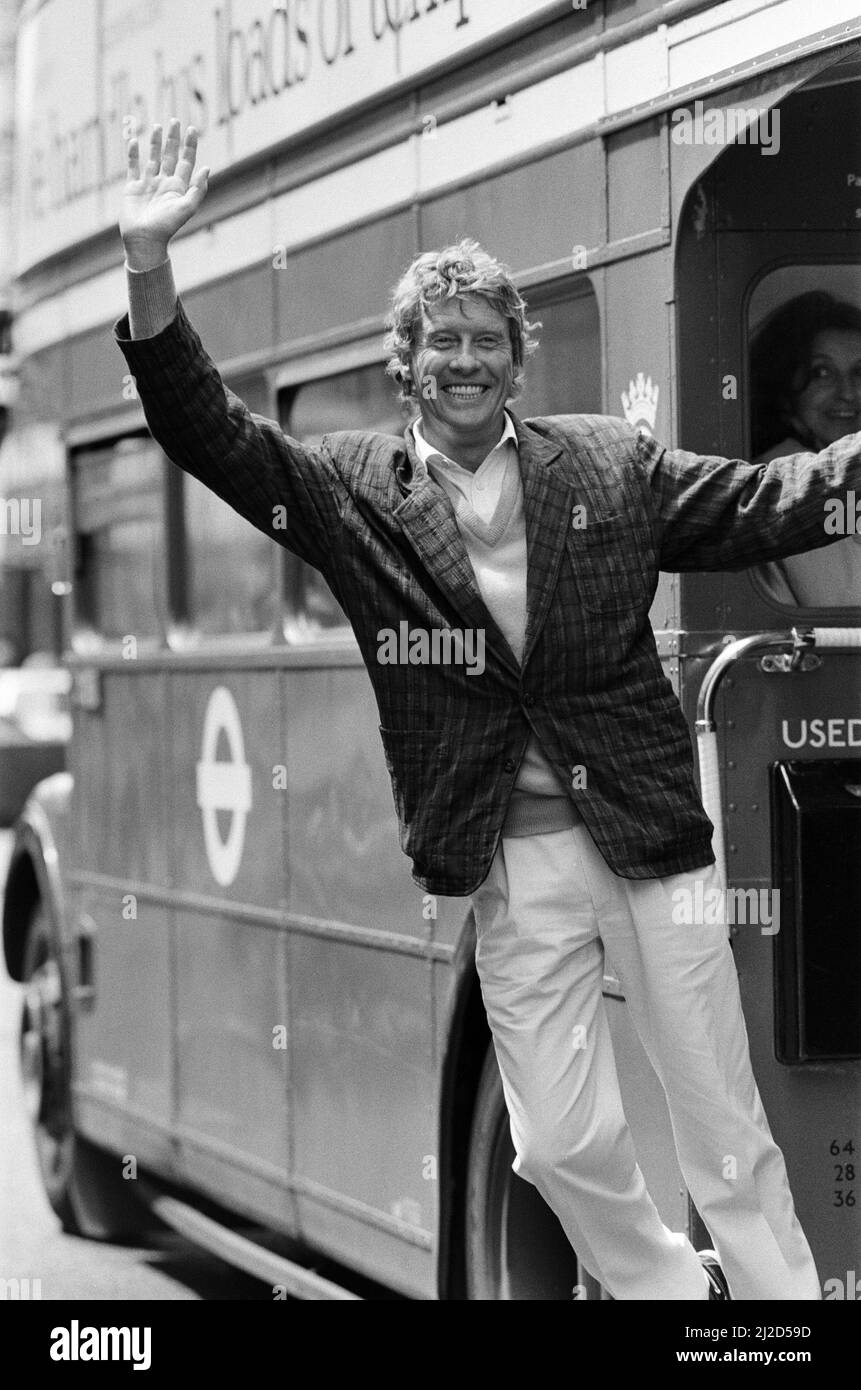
[675,57,861,1292]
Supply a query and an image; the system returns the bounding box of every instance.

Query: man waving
[115,119,859,1300]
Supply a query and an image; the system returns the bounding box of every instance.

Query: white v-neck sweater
[413,417,579,838]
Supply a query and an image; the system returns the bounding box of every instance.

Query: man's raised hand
[120,119,210,270]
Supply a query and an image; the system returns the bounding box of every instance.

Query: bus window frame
[164,464,281,655]
[506,272,602,420]
[274,336,400,650]
[163,362,284,652]
[68,428,281,658]
[68,429,170,657]
[742,255,861,623]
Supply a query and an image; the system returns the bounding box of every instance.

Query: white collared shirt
[412,412,519,525]
[410,411,569,804]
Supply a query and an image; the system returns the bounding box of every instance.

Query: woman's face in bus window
[791,329,861,449]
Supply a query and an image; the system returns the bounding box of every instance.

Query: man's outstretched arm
[631,426,861,574]
[115,120,344,571]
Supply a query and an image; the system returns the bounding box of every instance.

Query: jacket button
[503,758,516,773]
[522,694,535,708]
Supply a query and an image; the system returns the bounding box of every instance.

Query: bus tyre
[19,901,149,1241]
[465,1042,582,1300]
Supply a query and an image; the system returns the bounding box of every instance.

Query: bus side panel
[169,669,287,912]
[282,666,424,932]
[185,264,276,366]
[70,671,174,1152]
[605,247,674,443]
[291,935,437,1297]
[72,892,174,1145]
[172,907,292,1226]
[284,666,439,1298]
[14,343,66,429]
[419,144,605,273]
[277,213,417,343]
[166,668,295,1225]
[70,671,169,885]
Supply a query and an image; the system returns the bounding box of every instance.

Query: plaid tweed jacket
[115,300,861,896]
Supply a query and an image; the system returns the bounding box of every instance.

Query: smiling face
[791,329,861,449]
[409,295,516,469]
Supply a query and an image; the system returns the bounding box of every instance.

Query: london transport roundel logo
[195,686,253,887]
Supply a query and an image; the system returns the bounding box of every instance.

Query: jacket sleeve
[113,296,345,571]
[632,426,861,572]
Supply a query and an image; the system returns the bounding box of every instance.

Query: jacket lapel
[513,415,596,667]
[391,415,595,673]
[392,428,520,672]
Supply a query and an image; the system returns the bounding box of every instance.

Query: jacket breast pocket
[567,515,653,616]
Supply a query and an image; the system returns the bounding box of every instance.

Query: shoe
[698,1249,731,1300]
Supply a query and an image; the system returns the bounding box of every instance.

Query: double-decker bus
[3,0,860,1299]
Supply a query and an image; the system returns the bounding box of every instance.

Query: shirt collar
[411,410,518,475]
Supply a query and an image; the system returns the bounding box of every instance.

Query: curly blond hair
[383,239,540,403]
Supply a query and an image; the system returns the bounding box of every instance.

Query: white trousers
[470,825,821,1300]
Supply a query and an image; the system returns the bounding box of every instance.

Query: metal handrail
[692,625,861,895]
[693,626,861,892]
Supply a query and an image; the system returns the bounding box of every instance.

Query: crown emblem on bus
[621,372,660,434]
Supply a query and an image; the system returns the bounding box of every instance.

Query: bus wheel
[465,1043,584,1300]
[19,901,149,1241]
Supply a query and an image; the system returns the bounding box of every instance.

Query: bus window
[73,435,166,640]
[515,281,602,419]
[748,267,861,612]
[181,468,278,637]
[281,362,403,635]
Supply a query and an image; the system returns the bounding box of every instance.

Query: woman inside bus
[750,290,861,608]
